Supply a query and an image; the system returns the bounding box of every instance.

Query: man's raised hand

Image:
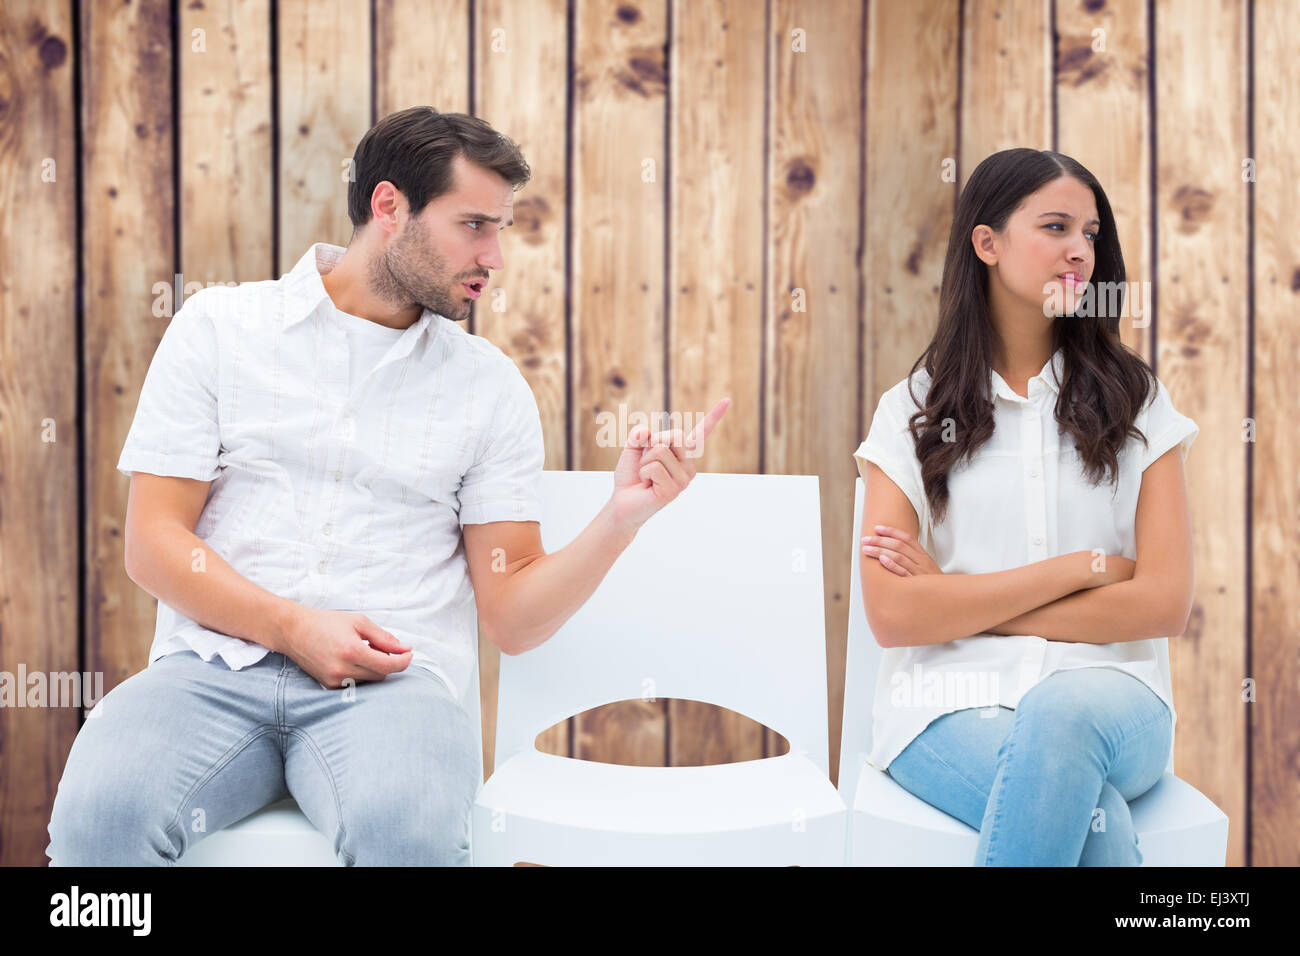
[609,397,731,531]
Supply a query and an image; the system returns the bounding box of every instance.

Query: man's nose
[479,232,505,272]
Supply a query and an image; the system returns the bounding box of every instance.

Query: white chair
[471,470,847,866]
[176,652,483,866]
[839,477,1229,865]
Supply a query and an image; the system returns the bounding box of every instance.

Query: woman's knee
[1077,781,1141,866]
[1011,670,1133,752]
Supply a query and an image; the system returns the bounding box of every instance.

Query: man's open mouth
[463,280,484,299]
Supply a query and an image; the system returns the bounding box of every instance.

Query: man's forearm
[489,499,639,655]
[125,523,303,654]
[882,551,1093,647]
[987,578,1174,644]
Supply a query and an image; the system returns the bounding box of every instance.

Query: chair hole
[532,699,790,765]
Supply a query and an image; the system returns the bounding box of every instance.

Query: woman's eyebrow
[1038,211,1101,227]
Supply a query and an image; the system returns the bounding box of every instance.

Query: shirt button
[1033,535,1044,545]
[316,560,326,573]
[334,471,342,482]
[322,523,332,535]
[1029,467,1039,478]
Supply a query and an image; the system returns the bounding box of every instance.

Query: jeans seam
[163,725,281,860]
[982,735,1015,864]
[286,726,355,866]
[908,737,994,809]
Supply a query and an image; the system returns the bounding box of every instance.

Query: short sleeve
[116,289,222,482]
[458,360,545,526]
[1138,376,1198,472]
[854,389,927,527]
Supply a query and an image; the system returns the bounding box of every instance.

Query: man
[46,106,728,866]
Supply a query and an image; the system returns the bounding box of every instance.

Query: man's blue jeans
[45,649,479,866]
[886,666,1173,866]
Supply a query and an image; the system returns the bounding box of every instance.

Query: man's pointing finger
[685,397,731,449]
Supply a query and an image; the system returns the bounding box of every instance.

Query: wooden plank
[0,0,78,867]
[860,0,959,781]
[960,0,1051,179]
[1055,0,1151,358]
[1154,0,1247,867]
[570,0,669,766]
[666,0,766,766]
[375,0,469,122]
[473,0,571,768]
[277,0,370,266]
[1249,0,1297,868]
[767,0,863,786]
[84,0,174,692]
[179,0,273,283]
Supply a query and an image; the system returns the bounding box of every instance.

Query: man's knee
[47,759,180,866]
[341,774,475,866]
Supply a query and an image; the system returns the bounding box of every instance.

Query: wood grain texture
[1055,0,1151,358]
[1248,0,1297,869]
[960,0,1052,180]
[667,0,766,767]
[375,0,469,126]
[277,0,370,266]
[473,0,571,768]
[0,0,78,868]
[1154,0,1248,869]
[180,0,273,284]
[863,0,958,468]
[570,0,669,767]
[83,0,174,693]
[767,0,863,786]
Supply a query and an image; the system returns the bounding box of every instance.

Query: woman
[854,147,1198,866]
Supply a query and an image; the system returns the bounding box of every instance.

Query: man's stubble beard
[371,217,471,322]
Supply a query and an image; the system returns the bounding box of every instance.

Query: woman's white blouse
[853,349,1198,771]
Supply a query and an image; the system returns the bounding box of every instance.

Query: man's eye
[466,221,480,230]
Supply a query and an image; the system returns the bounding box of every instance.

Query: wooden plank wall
[0,0,1293,867]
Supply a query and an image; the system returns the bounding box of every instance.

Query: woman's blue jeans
[45,649,479,866]
[886,666,1172,866]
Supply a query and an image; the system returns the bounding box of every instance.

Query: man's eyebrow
[1038,211,1101,227]
[460,211,514,227]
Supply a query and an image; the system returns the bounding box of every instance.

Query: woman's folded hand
[862,525,942,577]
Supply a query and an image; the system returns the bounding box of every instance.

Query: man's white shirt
[117,242,545,702]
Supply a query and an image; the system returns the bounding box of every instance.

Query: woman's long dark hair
[904,148,1157,527]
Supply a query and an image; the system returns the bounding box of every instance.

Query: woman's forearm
[878,551,1094,647]
[987,578,1174,644]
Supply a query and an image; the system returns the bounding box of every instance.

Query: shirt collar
[989,347,1065,402]
[279,242,441,351]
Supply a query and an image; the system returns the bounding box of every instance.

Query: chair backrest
[495,471,831,774]
[838,477,1175,810]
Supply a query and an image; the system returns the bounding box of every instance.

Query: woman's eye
[1047,223,1097,241]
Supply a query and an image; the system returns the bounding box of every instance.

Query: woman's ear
[971,223,998,266]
